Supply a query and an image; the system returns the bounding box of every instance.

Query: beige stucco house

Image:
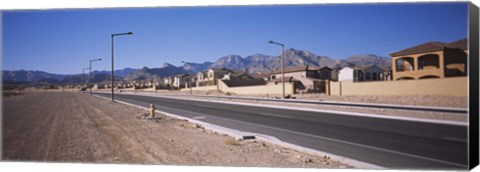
[269,65,325,92]
[197,68,233,86]
[390,38,467,80]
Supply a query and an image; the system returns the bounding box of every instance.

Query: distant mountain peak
[162,63,175,68]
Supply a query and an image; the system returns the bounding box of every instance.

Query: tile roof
[447,38,468,50]
[390,38,468,57]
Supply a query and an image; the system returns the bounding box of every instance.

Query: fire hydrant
[149,104,156,118]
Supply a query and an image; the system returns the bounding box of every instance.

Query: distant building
[390,38,467,80]
[318,66,333,80]
[269,65,324,92]
[338,67,355,82]
[357,65,386,82]
[173,74,195,89]
[195,68,234,87]
[338,65,386,82]
[250,71,271,81]
[196,71,208,87]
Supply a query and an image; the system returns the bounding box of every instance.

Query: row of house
[95,38,467,95]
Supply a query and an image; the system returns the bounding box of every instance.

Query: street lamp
[111,32,133,102]
[268,40,285,98]
[181,61,193,95]
[89,58,102,95]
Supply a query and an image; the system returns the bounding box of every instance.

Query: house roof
[271,65,319,74]
[358,64,385,72]
[319,66,332,71]
[250,72,271,79]
[447,38,467,50]
[390,38,468,57]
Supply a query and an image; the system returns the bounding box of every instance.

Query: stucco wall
[218,80,294,95]
[181,85,218,91]
[330,76,467,96]
[273,72,315,88]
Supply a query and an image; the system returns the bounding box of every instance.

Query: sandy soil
[2,92,349,168]
[167,90,468,108]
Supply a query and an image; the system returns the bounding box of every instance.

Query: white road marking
[259,112,292,119]
[193,116,206,119]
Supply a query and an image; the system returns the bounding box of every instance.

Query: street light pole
[268,40,285,98]
[111,32,133,102]
[89,58,102,95]
[181,61,193,95]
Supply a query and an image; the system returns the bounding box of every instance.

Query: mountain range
[3,48,391,84]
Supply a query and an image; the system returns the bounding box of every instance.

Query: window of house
[372,73,377,80]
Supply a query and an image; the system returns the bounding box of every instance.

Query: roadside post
[150,104,156,118]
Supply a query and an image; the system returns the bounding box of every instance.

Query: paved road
[95,92,468,169]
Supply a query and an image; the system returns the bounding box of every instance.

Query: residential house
[318,66,333,80]
[196,71,208,87]
[338,67,355,82]
[224,70,254,81]
[204,68,233,86]
[250,71,271,81]
[163,76,174,87]
[173,74,195,89]
[269,65,324,92]
[268,76,304,93]
[390,38,467,80]
[330,66,342,81]
[358,65,386,81]
[338,65,386,82]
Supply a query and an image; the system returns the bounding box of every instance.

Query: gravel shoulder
[2,92,350,168]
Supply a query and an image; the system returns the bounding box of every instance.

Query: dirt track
[2,92,348,168]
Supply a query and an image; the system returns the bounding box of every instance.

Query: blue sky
[2,2,468,74]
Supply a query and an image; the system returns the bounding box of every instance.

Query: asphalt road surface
[95,92,468,169]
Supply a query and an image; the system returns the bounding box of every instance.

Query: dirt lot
[2,92,349,168]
